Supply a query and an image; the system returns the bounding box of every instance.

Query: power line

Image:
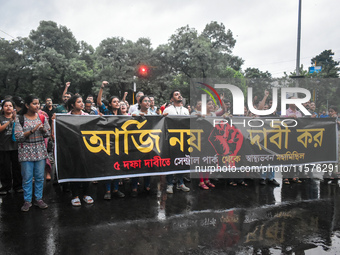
[248,56,312,67]
[248,49,340,68]
[0,29,15,39]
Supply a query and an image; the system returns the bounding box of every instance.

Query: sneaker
[34,199,48,209]
[177,184,190,192]
[112,190,125,198]
[166,185,173,194]
[21,201,32,212]
[260,179,266,185]
[104,192,111,200]
[268,179,280,186]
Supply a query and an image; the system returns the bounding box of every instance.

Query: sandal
[71,197,81,206]
[205,181,215,188]
[229,181,237,186]
[283,179,290,185]
[199,182,209,190]
[83,196,94,204]
[292,178,302,183]
[240,181,248,187]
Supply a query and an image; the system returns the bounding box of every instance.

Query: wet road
[1,175,340,255]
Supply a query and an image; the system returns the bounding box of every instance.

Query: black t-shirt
[42,106,56,126]
[0,115,18,151]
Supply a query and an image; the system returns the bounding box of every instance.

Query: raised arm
[97,81,109,107]
[257,89,269,110]
[62,82,71,97]
[122,92,128,103]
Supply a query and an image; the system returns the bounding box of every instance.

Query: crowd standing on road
[0,82,339,211]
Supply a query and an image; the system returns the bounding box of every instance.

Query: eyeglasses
[143,100,150,103]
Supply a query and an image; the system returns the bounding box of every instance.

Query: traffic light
[138,65,149,77]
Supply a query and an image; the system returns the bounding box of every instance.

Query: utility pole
[291,0,303,98]
[296,0,302,76]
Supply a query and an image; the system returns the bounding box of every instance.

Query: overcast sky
[1,0,339,77]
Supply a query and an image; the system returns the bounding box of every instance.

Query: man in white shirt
[163,90,190,194]
[128,91,144,114]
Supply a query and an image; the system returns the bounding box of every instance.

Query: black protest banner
[55,115,338,182]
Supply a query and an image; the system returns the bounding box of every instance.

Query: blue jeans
[166,174,184,186]
[105,180,120,192]
[132,177,151,190]
[21,160,45,202]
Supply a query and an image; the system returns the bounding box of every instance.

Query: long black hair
[138,95,149,110]
[66,95,82,111]
[22,95,39,115]
[108,96,122,115]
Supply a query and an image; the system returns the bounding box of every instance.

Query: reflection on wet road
[1,177,340,254]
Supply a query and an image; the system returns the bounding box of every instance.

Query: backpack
[12,114,45,142]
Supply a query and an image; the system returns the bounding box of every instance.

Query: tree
[311,49,339,78]
[94,37,156,102]
[244,68,272,79]
[161,22,243,104]
[26,21,94,101]
[167,22,243,79]
[0,38,32,97]
[29,20,79,58]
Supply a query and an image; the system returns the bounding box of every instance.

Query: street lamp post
[296,0,302,77]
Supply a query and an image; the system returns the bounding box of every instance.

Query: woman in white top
[131,95,155,197]
[66,95,94,206]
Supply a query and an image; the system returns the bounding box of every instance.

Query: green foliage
[1,19,338,113]
[244,68,272,79]
[311,50,339,78]
[285,50,340,111]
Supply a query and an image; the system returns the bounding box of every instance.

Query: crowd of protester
[0,82,339,211]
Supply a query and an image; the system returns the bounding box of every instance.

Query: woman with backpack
[14,95,50,212]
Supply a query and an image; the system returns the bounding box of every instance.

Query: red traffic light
[138,65,148,77]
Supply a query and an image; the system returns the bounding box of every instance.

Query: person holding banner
[190,99,216,189]
[120,101,130,115]
[97,81,125,200]
[67,95,95,206]
[163,90,190,194]
[281,97,302,184]
[130,95,156,197]
[132,95,157,117]
[14,95,50,212]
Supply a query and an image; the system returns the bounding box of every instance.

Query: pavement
[1,175,340,255]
